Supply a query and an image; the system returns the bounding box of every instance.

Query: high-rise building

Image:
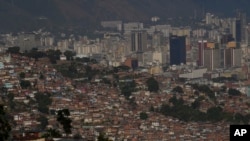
[231,18,242,43]
[235,19,241,43]
[246,24,250,46]
[224,47,241,68]
[205,13,213,25]
[204,48,220,71]
[198,40,207,66]
[170,35,186,65]
[237,12,247,43]
[224,48,234,68]
[131,30,147,53]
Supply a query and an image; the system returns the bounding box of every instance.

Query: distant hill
[0,0,249,32]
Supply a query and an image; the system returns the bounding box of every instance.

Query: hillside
[0,0,249,32]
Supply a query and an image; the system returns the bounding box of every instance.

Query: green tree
[82,57,90,62]
[206,91,215,100]
[6,46,20,54]
[90,58,97,64]
[102,78,111,85]
[24,48,46,61]
[117,65,130,72]
[169,96,184,106]
[172,86,184,94]
[194,90,199,95]
[19,72,25,79]
[113,74,119,81]
[47,49,62,59]
[7,93,14,101]
[46,49,61,64]
[20,80,31,89]
[7,93,15,109]
[140,112,148,120]
[98,133,110,141]
[0,87,8,95]
[49,57,57,64]
[68,63,78,74]
[198,85,213,94]
[146,77,159,92]
[220,86,227,92]
[206,107,223,122]
[0,105,11,141]
[57,109,72,136]
[149,105,155,112]
[42,128,62,138]
[73,133,82,139]
[76,57,90,63]
[37,115,48,130]
[35,93,52,114]
[232,113,249,124]
[39,73,44,80]
[228,88,241,96]
[191,99,201,109]
[64,50,76,60]
[120,80,136,98]
[84,65,99,81]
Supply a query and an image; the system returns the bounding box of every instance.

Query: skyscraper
[224,47,241,68]
[198,40,207,66]
[170,35,186,65]
[235,19,241,43]
[131,30,147,53]
[237,11,247,43]
[231,18,242,44]
[204,48,220,71]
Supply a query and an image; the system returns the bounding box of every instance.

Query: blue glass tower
[170,35,186,65]
[235,19,241,43]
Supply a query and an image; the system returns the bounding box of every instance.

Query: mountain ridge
[0,0,249,32]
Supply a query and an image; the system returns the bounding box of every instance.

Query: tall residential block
[198,40,207,66]
[224,47,241,68]
[204,48,220,71]
[131,30,147,53]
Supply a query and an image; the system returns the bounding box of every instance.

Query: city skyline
[1,1,250,141]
